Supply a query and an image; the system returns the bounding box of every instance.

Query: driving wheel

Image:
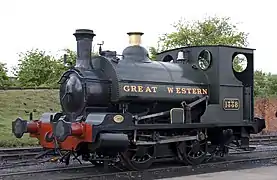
[177,139,208,165]
[120,145,156,171]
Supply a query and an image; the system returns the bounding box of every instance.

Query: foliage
[13,49,77,88]
[159,16,248,51]
[61,48,77,66]
[14,49,60,87]
[254,70,270,97]
[253,70,277,97]
[232,55,245,72]
[0,62,11,88]
[149,47,158,60]
[266,75,277,97]
[149,15,249,63]
[41,49,77,88]
[11,48,99,88]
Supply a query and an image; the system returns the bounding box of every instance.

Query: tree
[254,70,270,97]
[265,73,277,97]
[149,47,158,60]
[14,48,97,88]
[149,15,249,60]
[232,54,247,72]
[0,62,10,88]
[253,70,277,97]
[60,48,77,66]
[15,49,63,87]
[161,16,248,50]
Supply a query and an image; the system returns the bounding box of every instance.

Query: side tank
[111,32,210,103]
[90,32,210,104]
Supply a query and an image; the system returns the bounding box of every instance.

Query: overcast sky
[0,0,275,75]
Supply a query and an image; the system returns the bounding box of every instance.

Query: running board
[135,135,197,145]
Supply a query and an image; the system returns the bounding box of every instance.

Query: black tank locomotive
[12,29,266,171]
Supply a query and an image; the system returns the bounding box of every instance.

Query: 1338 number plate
[223,98,240,110]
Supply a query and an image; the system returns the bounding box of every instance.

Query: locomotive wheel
[177,139,208,165]
[120,145,156,171]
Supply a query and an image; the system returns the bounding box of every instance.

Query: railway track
[0,147,58,170]
[0,134,275,153]
[1,144,275,171]
[250,135,277,145]
[0,134,276,177]
[0,134,276,162]
[0,147,43,161]
[1,149,277,180]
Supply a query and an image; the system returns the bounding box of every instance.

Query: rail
[0,134,276,156]
[1,148,277,179]
[0,134,275,169]
[0,146,45,162]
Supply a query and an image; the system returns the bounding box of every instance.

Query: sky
[0,0,276,76]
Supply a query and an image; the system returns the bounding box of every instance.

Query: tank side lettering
[137,86,143,92]
[145,87,152,93]
[123,85,130,92]
[170,87,208,95]
[202,89,208,94]
[197,89,202,94]
[151,87,157,93]
[122,85,208,95]
[167,87,174,93]
[176,88,181,94]
[123,85,158,93]
[131,86,137,92]
[186,88,191,94]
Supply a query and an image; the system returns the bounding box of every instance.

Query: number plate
[223,98,240,110]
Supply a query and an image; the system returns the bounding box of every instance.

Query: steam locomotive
[12,29,266,170]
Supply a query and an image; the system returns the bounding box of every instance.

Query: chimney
[73,29,96,70]
[127,32,144,46]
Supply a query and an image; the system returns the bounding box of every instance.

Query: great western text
[122,85,208,95]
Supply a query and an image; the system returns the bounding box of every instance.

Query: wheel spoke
[177,139,208,165]
[120,145,155,171]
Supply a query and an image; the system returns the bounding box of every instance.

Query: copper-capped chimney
[127,32,144,46]
[73,29,96,70]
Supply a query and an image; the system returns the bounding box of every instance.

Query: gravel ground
[0,159,92,174]
[158,165,277,180]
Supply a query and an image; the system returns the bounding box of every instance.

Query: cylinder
[73,29,96,70]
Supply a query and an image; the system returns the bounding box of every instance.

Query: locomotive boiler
[12,29,266,170]
[59,30,209,121]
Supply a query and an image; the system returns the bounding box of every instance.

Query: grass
[0,89,60,147]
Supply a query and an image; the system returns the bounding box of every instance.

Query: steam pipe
[73,29,96,70]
